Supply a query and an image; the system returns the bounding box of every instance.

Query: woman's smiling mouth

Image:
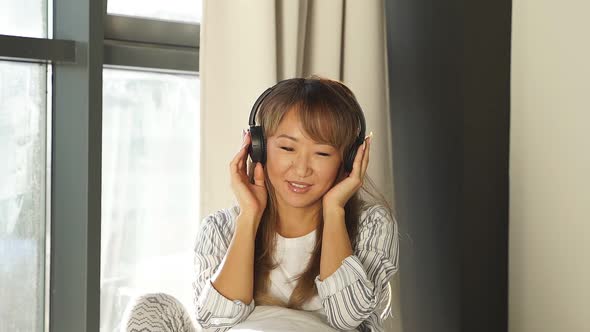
[287,181,312,193]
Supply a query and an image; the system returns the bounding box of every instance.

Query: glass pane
[101,68,200,331]
[0,0,47,38]
[0,61,48,331]
[107,0,202,23]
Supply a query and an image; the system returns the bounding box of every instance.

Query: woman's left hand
[322,133,372,210]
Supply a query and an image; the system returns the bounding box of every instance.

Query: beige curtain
[199,1,401,330]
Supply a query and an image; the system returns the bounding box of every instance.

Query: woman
[124,77,399,332]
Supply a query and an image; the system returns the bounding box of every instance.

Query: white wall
[510,1,590,331]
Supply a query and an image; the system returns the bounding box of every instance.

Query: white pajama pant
[122,293,197,332]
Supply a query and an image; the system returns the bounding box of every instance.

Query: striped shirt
[192,204,399,332]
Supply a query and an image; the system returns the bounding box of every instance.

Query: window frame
[0,34,76,63]
[104,14,200,72]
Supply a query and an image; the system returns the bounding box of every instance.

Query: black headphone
[248,79,366,173]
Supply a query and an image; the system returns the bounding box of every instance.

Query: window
[107,0,202,23]
[100,1,202,331]
[101,68,200,331]
[0,0,50,329]
[0,60,48,332]
[1,0,202,330]
[0,0,47,38]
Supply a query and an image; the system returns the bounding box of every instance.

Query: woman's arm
[316,205,400,331]
[193,210,259,331]
[319,206,353,280]
[193,129,268,330]
[210,212,259,304]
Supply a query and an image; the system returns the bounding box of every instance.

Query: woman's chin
[279,193,321,209]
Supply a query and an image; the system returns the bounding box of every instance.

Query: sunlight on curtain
[101,68,200,331]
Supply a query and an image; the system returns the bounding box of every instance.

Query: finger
[239,128,247,147]
[360,136,371,176]
[253,162,266,187]
[233,131,249,157]
[230,133,250,174]
[241,131,251,171]
[351,141,366,180]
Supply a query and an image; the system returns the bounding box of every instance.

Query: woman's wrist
[236,212,262,233]
[322,205,345,221]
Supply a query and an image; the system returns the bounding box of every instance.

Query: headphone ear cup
[248,126,266,164]
[344,146,357,173]
[344,138,365,172]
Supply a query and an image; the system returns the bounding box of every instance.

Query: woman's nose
[291,155,312,177]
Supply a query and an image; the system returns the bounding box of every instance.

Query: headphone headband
[248,87,275,127]
[248,80,366,140]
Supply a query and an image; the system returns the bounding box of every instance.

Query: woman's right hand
[229,130,268,223]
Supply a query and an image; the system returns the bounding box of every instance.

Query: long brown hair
[247,76,394,309]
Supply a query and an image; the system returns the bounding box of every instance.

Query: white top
[268,229,324,313]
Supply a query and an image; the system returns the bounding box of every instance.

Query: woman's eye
[280,146,330,157]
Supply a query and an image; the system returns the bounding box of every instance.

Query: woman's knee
[122,293,194,332]
[129,293,183,311]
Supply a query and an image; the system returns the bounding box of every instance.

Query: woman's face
[265,109,342,210]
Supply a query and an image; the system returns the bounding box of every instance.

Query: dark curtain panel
[384,0,511,331]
